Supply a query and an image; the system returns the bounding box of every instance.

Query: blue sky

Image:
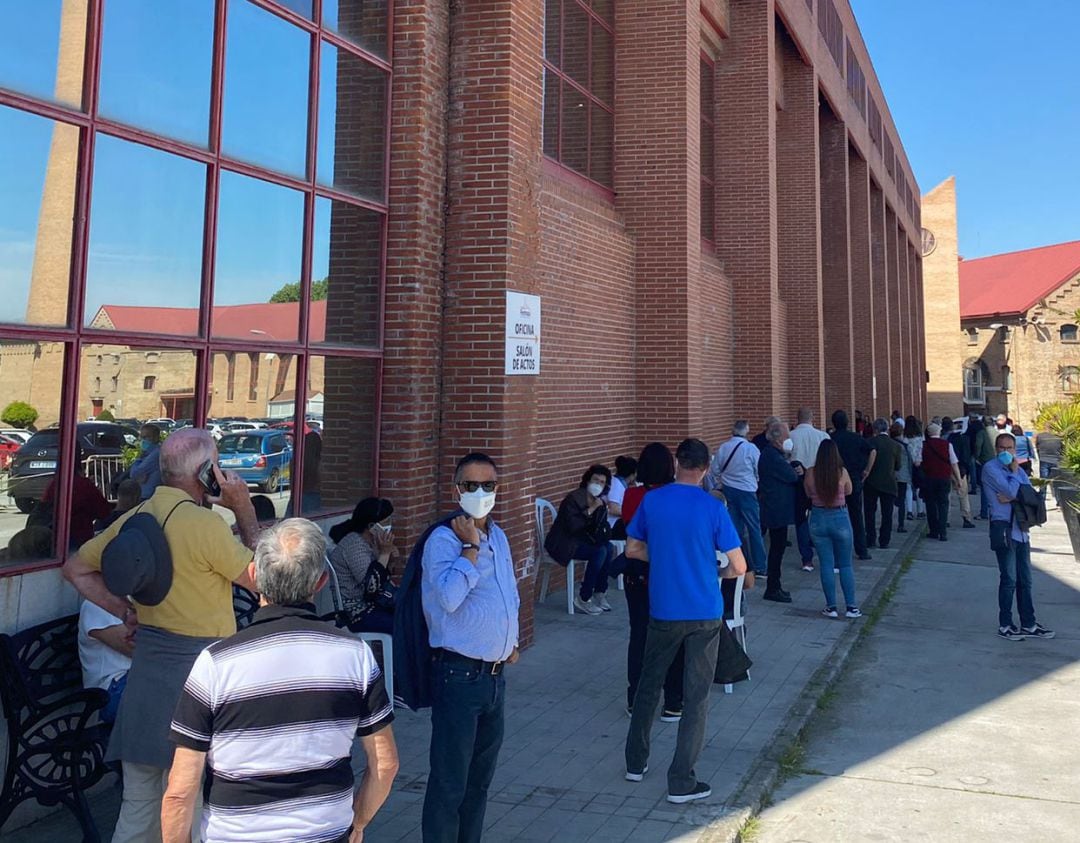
[851,0,1080,259]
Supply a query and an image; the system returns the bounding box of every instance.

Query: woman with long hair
[328,497,398,633]
[622,442,684,721]
[804,439,860,619]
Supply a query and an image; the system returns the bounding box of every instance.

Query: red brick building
[0,0,925,642]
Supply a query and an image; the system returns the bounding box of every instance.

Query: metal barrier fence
[84,455,126,503]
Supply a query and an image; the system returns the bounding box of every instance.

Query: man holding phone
[63,428,261,842]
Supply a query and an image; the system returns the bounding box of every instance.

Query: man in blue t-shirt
[624,438,747,804]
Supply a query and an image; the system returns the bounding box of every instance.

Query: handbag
[583,505,612,545]
[713,620,753,685]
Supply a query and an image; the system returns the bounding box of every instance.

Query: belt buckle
[490,660,502,675]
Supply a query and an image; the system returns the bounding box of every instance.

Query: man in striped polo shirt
[162,519,398,843]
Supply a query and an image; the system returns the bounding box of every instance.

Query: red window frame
[0,0,392,575]
[700,51,716,247]
[542,0,615,192]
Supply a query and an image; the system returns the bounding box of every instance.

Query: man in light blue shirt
[421,452,519,843]
[708,421,767,575]
[129,424,163,500]
[982,432,1054,641]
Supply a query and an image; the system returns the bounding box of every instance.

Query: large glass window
[0,106,78,327]
[542,0,615,188]
[0,0,389,574]
[99,0,215,146]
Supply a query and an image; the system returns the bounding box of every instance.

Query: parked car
[7,422,139,513]
[0,434,22,471]
[146,417,176,430]
[216,430,293,493]
[205,423,226,440]
[0,429,32,445]
[224,421,267,432]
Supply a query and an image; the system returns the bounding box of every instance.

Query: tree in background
[95,409,115,422]
[1,401,38,429]
[269,278,329,303]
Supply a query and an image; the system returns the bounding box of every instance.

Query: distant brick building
[1,1,926,646]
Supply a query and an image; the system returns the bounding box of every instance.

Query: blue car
[216,430,293,493]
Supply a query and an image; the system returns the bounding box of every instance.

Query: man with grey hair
[709,421,767,575]
[863,418,902,549]
[64,428,260,842]
[758,421,804,603]
[163,519,398,843]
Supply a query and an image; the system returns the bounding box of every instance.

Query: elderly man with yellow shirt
[63,428,260,843]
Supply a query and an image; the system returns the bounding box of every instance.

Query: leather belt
[435,648,506,675]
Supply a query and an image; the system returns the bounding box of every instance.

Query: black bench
[0,614,113,842]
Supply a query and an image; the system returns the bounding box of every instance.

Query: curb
[699,525,924,843]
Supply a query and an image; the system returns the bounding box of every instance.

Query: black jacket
[758,446,800,530]
[545,488,608,566]
[831,429,872,484]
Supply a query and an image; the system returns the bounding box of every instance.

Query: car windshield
[23,431,60,450]
[219,435,264,454]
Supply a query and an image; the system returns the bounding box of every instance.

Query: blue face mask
[140,439,152,453]
[997,450,1014,466]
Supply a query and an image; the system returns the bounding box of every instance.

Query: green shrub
[95,409,115,422]
[1,401,38,429]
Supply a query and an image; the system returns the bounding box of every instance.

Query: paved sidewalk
[755,499,1080,842]
[4,518,918,843]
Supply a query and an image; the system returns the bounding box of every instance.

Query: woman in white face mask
[544,464,616,615]
[328,496,399,632]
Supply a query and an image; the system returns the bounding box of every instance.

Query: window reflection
[79,344,196,430]
[223,0,311,178]
[317,43,387,201]
[0,0,87,108]
[0,106,77,327]
[322,0,388,59]
[98,0,214,146]
[311,198,382,347]
[297,354,377,517]
[0,341,66,570]
[85,135,206,332]
[213,170,305,342]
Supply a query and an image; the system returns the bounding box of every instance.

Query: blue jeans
[723,487,767,572]
[1039,461,1057,479]
[103,673,127,724]
[575,541,612,601]
[795,519,813,564]
[423,653,506,843]
[809,507,856,608]
[994,537,1035,629]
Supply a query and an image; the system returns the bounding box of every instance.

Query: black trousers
[846,483,868,556]
[895,481,908,530]
[624,577,684,711]
[924,477,952,538]
[766,526,787,593]
[863,487,896,548]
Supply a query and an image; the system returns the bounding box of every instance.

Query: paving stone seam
[698,526,925,843]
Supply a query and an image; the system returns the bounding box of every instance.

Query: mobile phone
[197,460,222,497]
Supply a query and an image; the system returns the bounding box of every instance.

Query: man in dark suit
[831,410,875,560]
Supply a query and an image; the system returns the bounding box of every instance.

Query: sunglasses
[457,480,498,493]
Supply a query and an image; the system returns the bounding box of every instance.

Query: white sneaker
[574,595,603,615]
[625,763,648,782]
[595,595,613,612]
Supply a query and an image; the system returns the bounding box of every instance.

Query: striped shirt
[169,604,393,843]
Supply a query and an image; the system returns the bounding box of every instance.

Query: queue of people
[50,402,1059,843]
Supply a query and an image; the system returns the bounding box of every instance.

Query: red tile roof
[959,240,1080,319]
[91,300,327,341]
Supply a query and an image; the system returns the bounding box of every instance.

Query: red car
[0,434,20,471]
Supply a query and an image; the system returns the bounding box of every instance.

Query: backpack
[392,512,460,711]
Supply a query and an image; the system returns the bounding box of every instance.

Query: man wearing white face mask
[421,453,520,843]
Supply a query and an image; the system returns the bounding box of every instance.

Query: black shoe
[866,540,876,549]
[939,534,947,542]
[998,625,1025,642]
[857,552,872,561]
[927,532,939,540]
[1021,623,1055,640]
[963,519,976,529]
[667,782,712,804]
[897,525,907,533]
[878,541,890,549]
[763,589,793,603]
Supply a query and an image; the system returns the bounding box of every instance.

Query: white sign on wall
[505,291,541,375]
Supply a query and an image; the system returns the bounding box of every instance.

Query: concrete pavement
[3,513,919,843]
[754,498,1080,842]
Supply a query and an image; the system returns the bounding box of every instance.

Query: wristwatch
[460,542,479,552]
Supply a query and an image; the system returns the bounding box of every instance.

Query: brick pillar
[615,0,700,443]
[819,102,854,416]
[916,254,928,418]
[715,0,780,425]
[899,227,912,414]
[378,1,450,553]
[439,0,544,643]
[848,149,874,417]
[776,22,823,421]
[869,181,892,415]
[886,208,904,411]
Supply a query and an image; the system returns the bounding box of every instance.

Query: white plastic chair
[324,557,394,703]
[609,539,626,591]
[535,497,582,615]
[719,554,749,694]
